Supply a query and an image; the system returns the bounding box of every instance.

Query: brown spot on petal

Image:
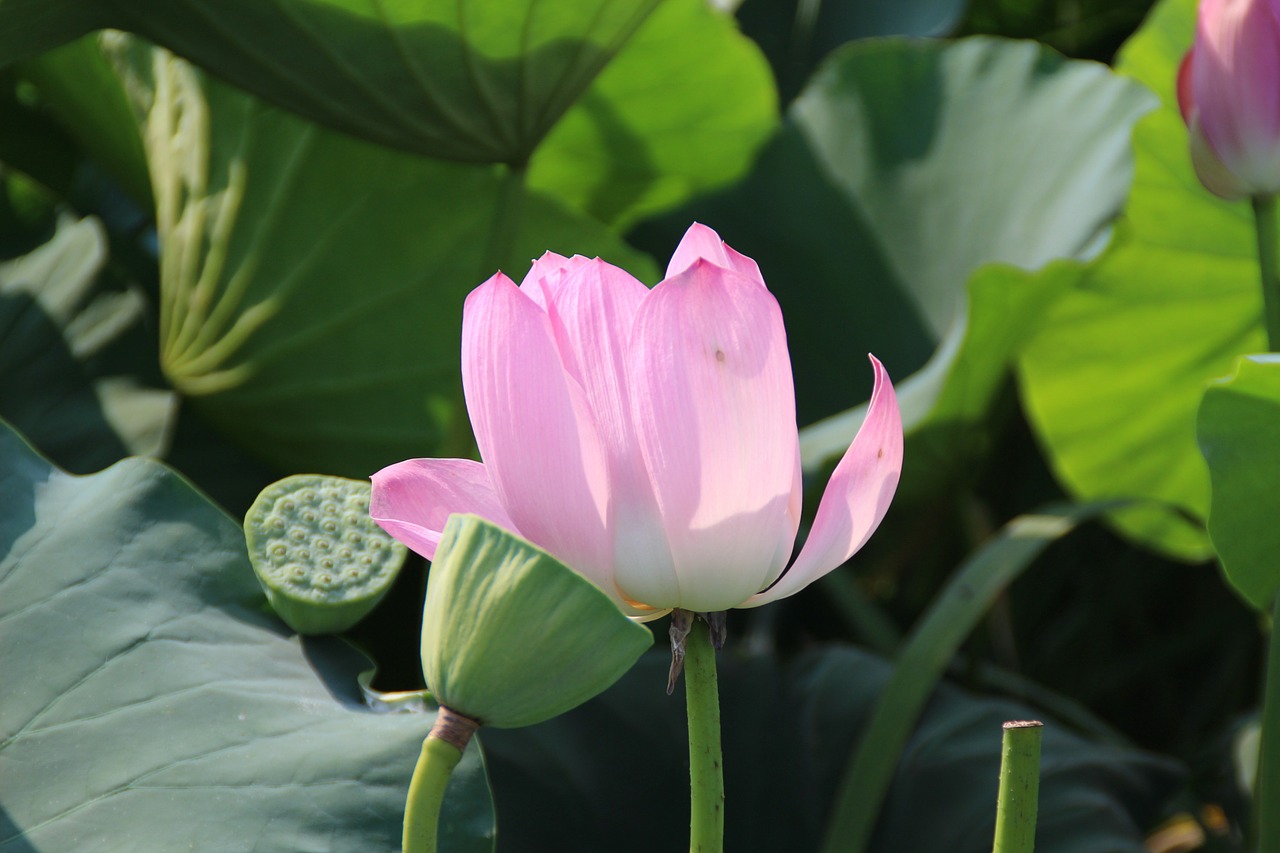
[715,349,726,363]
[877,448,884,459]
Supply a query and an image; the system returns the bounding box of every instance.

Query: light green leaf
[795,37,1148,342]
[0,214,175,473]
[107,40,654,476]
[423,515,653,729]
[0,419,495,851]
[1198,355,1280,609]
[526,0,776,229]
[1015,0,1258,561]
[706,38,1155,494]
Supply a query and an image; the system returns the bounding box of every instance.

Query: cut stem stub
[992,720,1043,853]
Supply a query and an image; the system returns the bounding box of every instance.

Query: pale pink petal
[541,260,679,593]
[370,458,517,560]
[1193,0,1280,192]
[462,273,615,589]
[623,259,798,612]
[519,252,593,310]
[665,222,765,287]
[744,355,902,607]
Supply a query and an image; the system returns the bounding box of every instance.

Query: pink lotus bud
[1179,0,1280,199]
[370,224,903,617]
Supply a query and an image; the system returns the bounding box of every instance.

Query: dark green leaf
[0,214,175,473]
[0,418,495,851]
[481,644,1178,853]
[821,502,1122,852]
[0,0,104,68]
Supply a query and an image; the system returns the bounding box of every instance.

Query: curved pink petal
[665,223,765,287]
[541,260,679,590]
[744,355,902,607]
[623,259,799,612]
[370,458,517,560]
[462,273,615,589]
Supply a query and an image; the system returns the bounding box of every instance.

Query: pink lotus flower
[1178,0,1280,199]
[370,224,902,618]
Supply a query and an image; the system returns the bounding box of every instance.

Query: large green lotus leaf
[525,0,776,229]
[794,37,1151,343]
[2,0,776,214]
[1197,355,1280,609]
[0,214,175,474]
[0,419,495,851]
[108,40,654,476]
[660,37,1153,495]
[1015,0,1259,561]
[480,647,1178,852]
[1,0,659,163]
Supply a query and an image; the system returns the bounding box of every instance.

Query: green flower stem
[1251,194,1280,350]
[1252,193,1280,853]
[685,618,725,853]
[1256,599,1280,853]
[403,708,479,853]
[992,721,1043,853]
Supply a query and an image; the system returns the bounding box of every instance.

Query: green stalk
[403,708,479,853]
[1251,195,1280,350]
[685,618,725,853]
[1256,600,1280,853]
[1251,193,1280,853]
[403,736,461,853]
[992,721,1043,853]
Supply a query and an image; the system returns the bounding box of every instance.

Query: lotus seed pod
[422,514,652,728]
[244,474,408,634]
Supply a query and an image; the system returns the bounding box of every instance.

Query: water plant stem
[1256,597,1280,853]
[1253,193,1280,853]
[992,720,1043,853]
[685,618,725,852]
[403,708,479,853]
[1251,195,1280,350]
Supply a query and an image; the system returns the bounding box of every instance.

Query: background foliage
[0,0,1269,850]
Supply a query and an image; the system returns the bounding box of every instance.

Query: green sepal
[244,474,408,634]
[424,514,652,728]
[1198,354,1280,610]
